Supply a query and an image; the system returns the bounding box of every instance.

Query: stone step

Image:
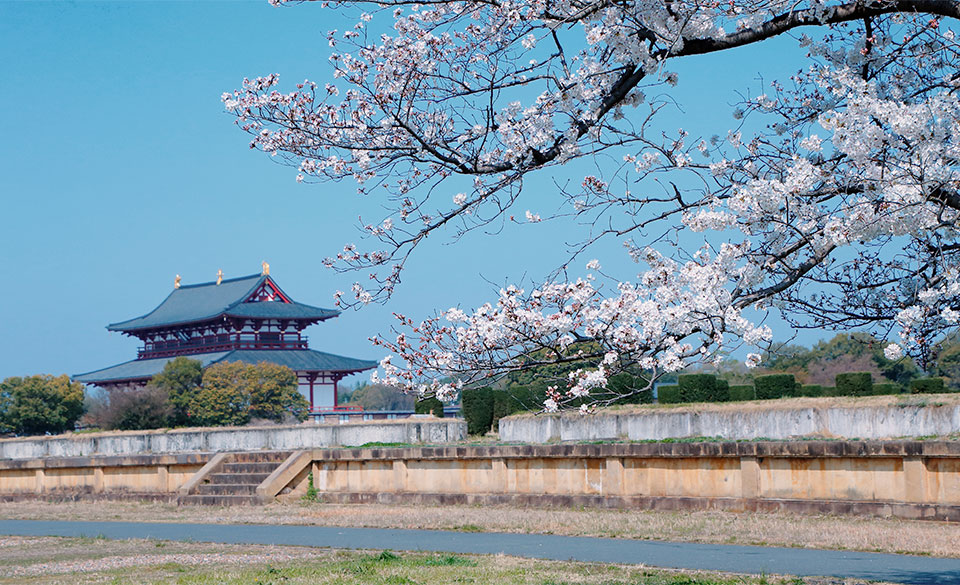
[206,472,272,485]
[177,451,291,506]
[220,462,280,474]
[231,451,291,463]
[178,494,260,506]
[194,483,260,496]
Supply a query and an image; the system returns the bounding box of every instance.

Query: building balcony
[137,333,309,359]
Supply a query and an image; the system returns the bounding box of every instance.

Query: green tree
[763,333,919,386]
[761,344,814,371]
[342,382,415,411]
[192,361,308,427]
[151,357,202,425]
[88,385,173,431]
[503,343,656,407]
[932,333,960,390]
[415,395,444,417]
[0,375,85,435]
[460,387,495,435]
[192,362,252,426]
[503,343,602,390]
[0,387,11,434]
[246,362,309,423]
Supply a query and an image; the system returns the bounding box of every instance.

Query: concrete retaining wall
[3,438,960,521]
[291,440,960,521]
[499,401,960,443]
[0,418,466,461]
[0,453,210,499]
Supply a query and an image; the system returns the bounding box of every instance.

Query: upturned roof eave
[106,274,268,332]
[108,306,341,334]
[73,349,377,385]
[107,314,232,333]
[223,300,341,321]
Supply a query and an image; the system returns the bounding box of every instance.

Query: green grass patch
[421,554,477,567]
[0,535,913,585]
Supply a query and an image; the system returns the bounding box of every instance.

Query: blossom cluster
[370,245,771,406]
[230,0,960,405]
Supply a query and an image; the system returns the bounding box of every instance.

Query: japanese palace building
[74,268,377,412]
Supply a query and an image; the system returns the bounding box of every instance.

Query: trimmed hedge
[677,374,713,402]
[461,387,495,435]
[678,374,728,402]
[606,372,654,404]
[754,374,797,400]
[414,396,444,417]
[657,384,681,404]
[836,372,873,397]
[822,386,841,397]
[910,377,947,394]
[461,386,547,433]
[508,385,546,410]
[715,378,730,402]
[491,390,516,431]
[728,385,755,401]
[785,380,803,398]
[462,370,932,419]
[872,382,901,395]
[465,376,656,432]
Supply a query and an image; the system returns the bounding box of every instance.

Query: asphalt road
[2,519,959,584]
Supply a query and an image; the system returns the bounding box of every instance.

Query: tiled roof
[107,274,339,332]
[74,349,377,385]
[225,301,338,321]
[73,352,231,384]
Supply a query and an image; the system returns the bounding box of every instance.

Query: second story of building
[108,272,340,360]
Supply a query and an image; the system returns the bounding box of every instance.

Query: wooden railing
[138,333,308,359]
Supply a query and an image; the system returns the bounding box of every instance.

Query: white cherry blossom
[231,0,960,406]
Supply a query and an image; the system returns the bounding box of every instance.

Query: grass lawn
[0,536,896,585]
[2,500,958,559]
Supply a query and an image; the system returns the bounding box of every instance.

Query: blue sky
[0,0,824,384]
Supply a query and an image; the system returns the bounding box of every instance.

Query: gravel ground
[0,535,899,585]
[0,535,327,579]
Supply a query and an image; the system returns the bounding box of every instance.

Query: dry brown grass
[508,392,960,418]
[0,535,326,578]
[0,535,897,585]
[2,499,958,559]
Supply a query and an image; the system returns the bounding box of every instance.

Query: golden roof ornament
[262,261,270,276]
[216,269,223,285]
[174,274,181,289]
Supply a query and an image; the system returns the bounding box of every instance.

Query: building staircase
[178,451,292,506]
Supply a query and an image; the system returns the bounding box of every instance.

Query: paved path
[2,519,959,584]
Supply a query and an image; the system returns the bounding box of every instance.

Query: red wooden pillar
[333,376,339,409]
[308,373,317,411]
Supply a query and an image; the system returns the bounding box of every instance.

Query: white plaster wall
[500,404,960,443]
[0,419,466,460]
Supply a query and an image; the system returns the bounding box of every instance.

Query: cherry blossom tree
[224,0,960,409]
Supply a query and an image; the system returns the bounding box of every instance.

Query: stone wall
[499,400,960,443]
[2,438,959,521]
[0,418,466,461]
[294,441,960,521]
[0,453,209,499]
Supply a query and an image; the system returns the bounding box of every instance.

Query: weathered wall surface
[499,402,960,443]
[295,441,960,521]
[0,453,209,498]
[2,439,959,521]
[0,418,465,461]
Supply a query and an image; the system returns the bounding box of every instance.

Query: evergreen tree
[0,375,85,435]
[151,357,202,425]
